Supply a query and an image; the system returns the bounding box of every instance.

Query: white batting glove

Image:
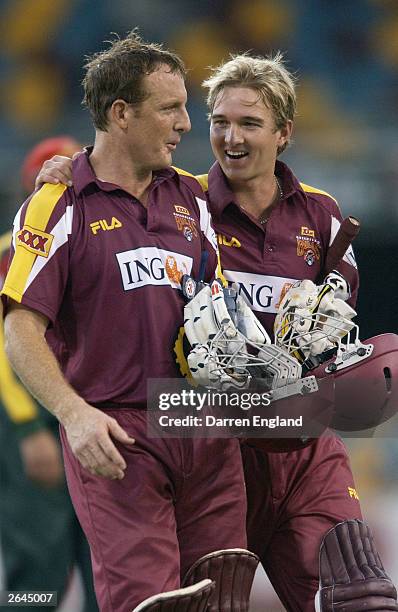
[184,280,270,388]
[274,278,356,361]
[323,270,350,301]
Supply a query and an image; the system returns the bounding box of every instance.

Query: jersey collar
[73,147,176,196]
[207,159,305,218]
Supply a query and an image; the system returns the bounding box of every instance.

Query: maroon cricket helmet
[314,332,398,432]
[245,333,398,452]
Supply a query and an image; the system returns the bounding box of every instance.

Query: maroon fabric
[241,436,362,611]
[60,410,247,612]
[208,159,359,326]
[205,161,362,610]
[3,150,217,406]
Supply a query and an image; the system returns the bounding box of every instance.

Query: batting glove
[274,278,356,361]
[184,280,270,388]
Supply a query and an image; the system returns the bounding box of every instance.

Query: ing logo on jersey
[222,270,298,313]
[17,226,54,258]
[217,234,241,248]
[165,255,186,284]
[116,246,193,291]
[275,282,294,309]
[90,217,122,235]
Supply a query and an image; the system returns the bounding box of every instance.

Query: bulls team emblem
[296,226,321,266]
[17,225,54,258]
[183,226,193,242]
[173,205,198,240]
[304,248,316,266]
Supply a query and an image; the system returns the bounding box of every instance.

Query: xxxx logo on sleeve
[17,225,54,258]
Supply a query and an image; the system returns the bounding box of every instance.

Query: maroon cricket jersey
[198,160,359,338]
[1,151,218,406]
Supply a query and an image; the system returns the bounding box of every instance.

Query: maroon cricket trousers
[61,408,247,612]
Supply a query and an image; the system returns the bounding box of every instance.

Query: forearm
[4,306,87,427]
[3,304,134,481]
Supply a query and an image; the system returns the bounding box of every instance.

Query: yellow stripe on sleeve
[0,314,38,422]
[173,166,211,194]
[300,182,339,206]
[2,184,67,302]
[24,183,67,231]
[172,166,196,178]
[195,174,209,192]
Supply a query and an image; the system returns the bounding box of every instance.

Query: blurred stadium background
[0,0,397,610]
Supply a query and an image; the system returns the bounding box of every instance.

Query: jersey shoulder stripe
[1,183,68,303]
[24,183,68,232]
[300,182,339,207]
[172,166,196,179]
[195,174,209,192]
[172,166,208,197]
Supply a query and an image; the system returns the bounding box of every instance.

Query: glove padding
[324,269,351,301]
[274,277,356,361]
[320,519,398,611]
[184,280,270,389]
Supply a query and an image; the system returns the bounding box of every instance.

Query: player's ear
[109,99,130,129]
[278,120,293,148]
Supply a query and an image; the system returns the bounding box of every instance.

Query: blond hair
[203,53,297,154]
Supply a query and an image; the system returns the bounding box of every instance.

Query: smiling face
[124,65,191,173]
[210,86,292,185]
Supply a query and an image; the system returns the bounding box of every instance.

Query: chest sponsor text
[116,247,193,291]
[223,270,299,313]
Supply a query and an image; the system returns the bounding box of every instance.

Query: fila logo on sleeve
[116,247,193,291]
[17,226,54,258]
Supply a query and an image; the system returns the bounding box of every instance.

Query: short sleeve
[1,183,74,323]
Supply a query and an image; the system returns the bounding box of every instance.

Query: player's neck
[90,137,153,205]
[230,172,280,220]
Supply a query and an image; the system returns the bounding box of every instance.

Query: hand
[64,403,135,480]
[184,280,270,388]
[35,155,74,190]
[20,428,65,488]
